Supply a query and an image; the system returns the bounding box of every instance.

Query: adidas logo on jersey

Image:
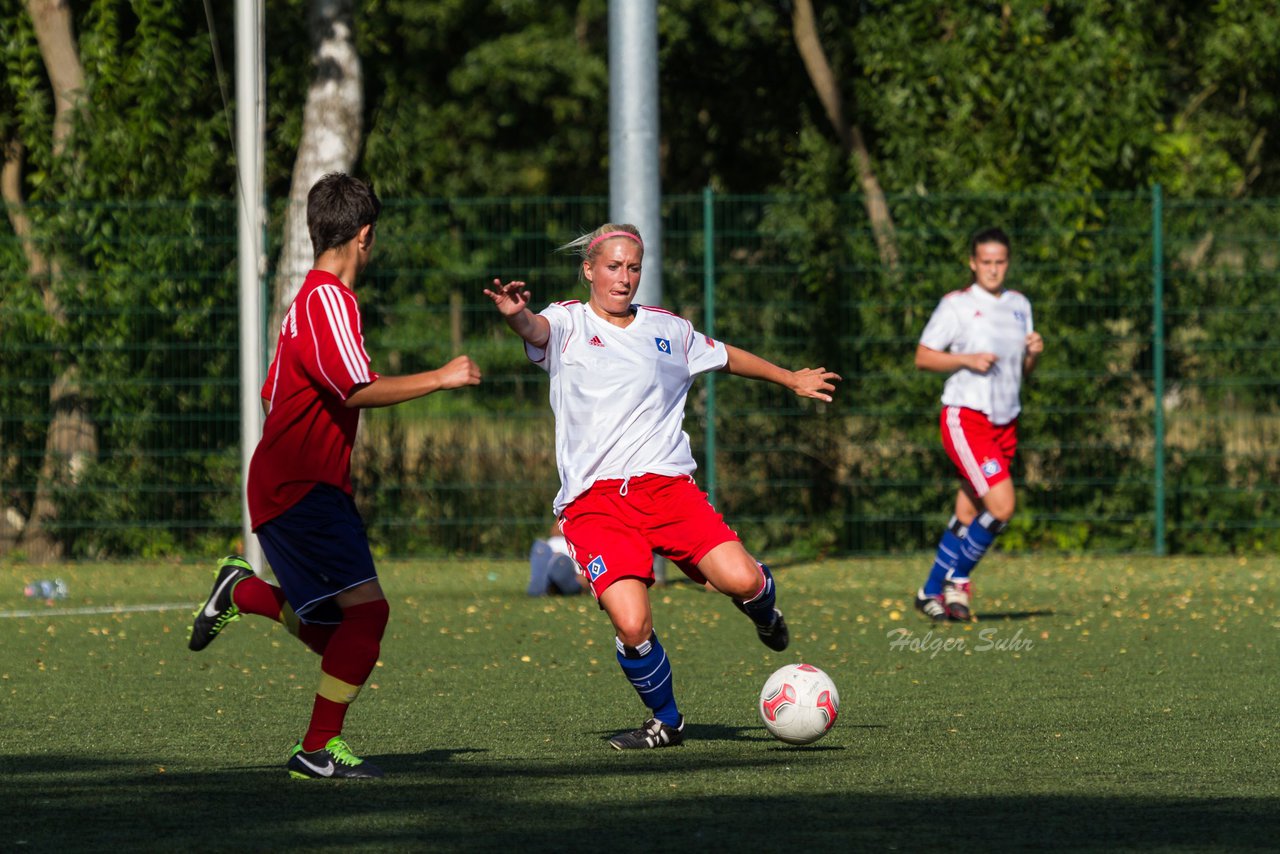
[588,335,605,347]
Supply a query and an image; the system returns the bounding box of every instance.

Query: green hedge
[1,191,1276,558]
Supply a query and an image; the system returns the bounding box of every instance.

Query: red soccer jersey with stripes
[248,270,379,528]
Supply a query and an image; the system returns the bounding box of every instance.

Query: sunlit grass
[2,554,1277,850]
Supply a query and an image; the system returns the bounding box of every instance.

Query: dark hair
[307,173,382,259]
[969,227,1010,257]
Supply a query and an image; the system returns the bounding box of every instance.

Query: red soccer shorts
[939,406,1018,497]
[558,473,740,600]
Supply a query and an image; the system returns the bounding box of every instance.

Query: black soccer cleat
[188,555,253,651]
[287,737,385,779]
[609,716,685,750]
[944,579,974,621]
[754,608,790,652]
[914,588,948,622]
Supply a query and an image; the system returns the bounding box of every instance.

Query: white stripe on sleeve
[311,286,372,394]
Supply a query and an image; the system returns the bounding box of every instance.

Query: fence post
[703,186,717,505]
[1152,183,1167,556]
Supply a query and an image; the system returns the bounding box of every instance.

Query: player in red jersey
[913,228,1044,622]
[189,173,481,779]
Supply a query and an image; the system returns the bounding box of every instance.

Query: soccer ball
[758,663,840,745]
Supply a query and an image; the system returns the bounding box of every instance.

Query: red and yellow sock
[231,575,336,655]
[301,598,390,752]
[231,575,286,618]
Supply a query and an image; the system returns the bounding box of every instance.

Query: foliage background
[1,1,1277,559]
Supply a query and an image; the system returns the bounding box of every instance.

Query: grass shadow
[6,753,1278,851]
[977,608,1057,620]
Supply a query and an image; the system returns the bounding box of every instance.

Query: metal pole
[236,0,265,571]
[609,0,663,580]
[608,0,662,308]
[1152,184,1166,556]
[703,186,717,506]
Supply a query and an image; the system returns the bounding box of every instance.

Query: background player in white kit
[485,223,840,750]
[913,227,1044,621]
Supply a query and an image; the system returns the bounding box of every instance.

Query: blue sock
[948,511,1005,582]
[923,517,966,596]
[734,562,777,627]
[615,633,679,725]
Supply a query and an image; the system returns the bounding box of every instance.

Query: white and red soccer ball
[758,663,839,745]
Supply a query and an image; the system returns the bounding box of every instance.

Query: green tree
[356,1,608,198]
[789,1,1280,198]
[2,0,234,558]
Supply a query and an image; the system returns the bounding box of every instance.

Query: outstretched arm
[484,278,550,348]
[345,355,482,409]
[722,344,840,402]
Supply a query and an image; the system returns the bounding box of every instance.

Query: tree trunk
[790,0,899,270]
[27,0,84,157]
[26,368,98,562]
[0,139,19,550]
[269,0,364,339]
[11,1,93,562]
[1,142,42,557]
[2,141,61,320]
[848,125,900,270]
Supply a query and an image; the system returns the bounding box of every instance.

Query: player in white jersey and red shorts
[913,227,1043,622]
[485,224,840,750]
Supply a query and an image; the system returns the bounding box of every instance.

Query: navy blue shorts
[255,484,377,624]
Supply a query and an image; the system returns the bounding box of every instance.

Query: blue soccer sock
[734,562,778,627]
[923,517,966,596]
[948,511,1006,582]
[615,632,680,726]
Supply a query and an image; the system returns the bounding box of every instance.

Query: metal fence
[1,190,1276,560]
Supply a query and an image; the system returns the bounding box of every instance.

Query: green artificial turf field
[3,554,1277,851]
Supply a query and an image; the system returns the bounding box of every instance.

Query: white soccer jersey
[919,284,1034,425]
[526,300,728,515]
